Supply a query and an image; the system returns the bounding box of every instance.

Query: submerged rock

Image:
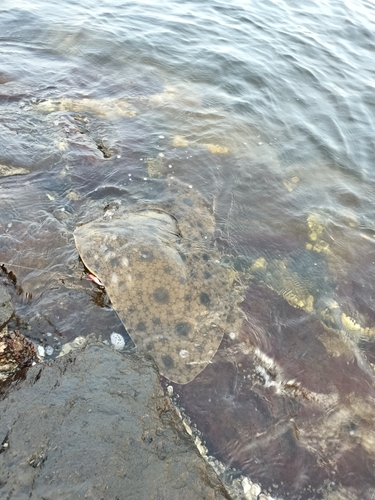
[0,164,30,177]
[171,282,375,499]
[0,344,230,500]
[34,97,137,119]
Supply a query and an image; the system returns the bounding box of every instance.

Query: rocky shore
[0,285,230,500]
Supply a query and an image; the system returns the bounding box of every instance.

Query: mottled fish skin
[74,179,244,384]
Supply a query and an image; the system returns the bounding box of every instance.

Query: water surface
[1,0,375,498]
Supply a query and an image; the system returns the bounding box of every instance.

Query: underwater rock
[0,72,12,85]
[170,282,375,500]
[0,344,230,500]
[172,136,229,154]
[0,164,30,177]
[34,97,137,119]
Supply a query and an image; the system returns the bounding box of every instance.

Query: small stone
[45,346,54,356]
[37,345,45,357]
[111,332,125,350]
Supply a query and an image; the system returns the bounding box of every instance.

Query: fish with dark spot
[74,179,244,384]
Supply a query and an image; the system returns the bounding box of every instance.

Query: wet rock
[0,344,230,500]
[0,286,13,330]
[0,330,39,381]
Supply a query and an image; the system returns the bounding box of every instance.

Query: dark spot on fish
[203,271,211,279]
[175,322,191,336]
[164,266,172,274]
[202,253,209,261]
[153,287,170,304]
[137,322,146,331]
[200,292,210,306]
[146,342,154,351]
[152,317,161,325]
[110,257,121,267]
[161,354,174,368]
[183,197,194,206]
[349,421,358,431]
[226,312,236,324]
[139,249,154,262]
[179,277,186,285]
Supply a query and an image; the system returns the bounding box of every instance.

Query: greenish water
[1,0,375,498]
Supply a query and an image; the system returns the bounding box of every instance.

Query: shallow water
[1,0,375,498]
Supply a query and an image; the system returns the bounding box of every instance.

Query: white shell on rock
[110,332,125,350]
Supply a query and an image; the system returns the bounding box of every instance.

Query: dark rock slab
[0,285,13,330]
[0,344,230,500]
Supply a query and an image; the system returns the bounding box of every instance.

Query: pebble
[37,345,45,357]
[110,332,125,350]
[45,345,54,356]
